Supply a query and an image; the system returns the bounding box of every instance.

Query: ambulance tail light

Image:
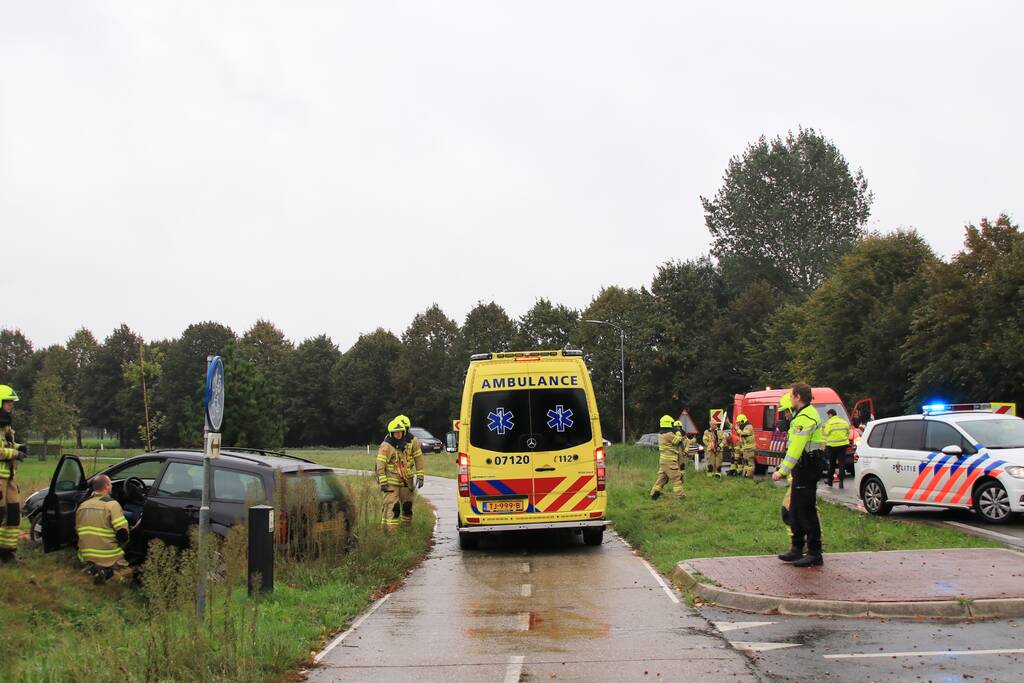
[595,447,606,491]
[514,355,541,362]
[458,453,470,497]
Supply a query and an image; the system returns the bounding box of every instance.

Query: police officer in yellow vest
[650,415,685,500]
[377,417,425,529]
[76,474,132,584]
[772,383,824,567]
[734,414,756,478]
[823,408,851,489]
[0,385,28,563]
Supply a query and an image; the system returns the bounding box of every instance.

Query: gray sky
[3,1,1021,350]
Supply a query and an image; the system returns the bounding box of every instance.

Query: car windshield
[470,387,592,453]
[410,428,435,440]
[956,418,1024,449]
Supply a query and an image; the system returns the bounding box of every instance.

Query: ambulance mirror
[445,432,458,453]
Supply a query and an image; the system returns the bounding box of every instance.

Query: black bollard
[247,504,274,596]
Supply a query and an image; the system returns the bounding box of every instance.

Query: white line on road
[516,612,531,631]
[520,584,532,598]
[639,557,680,604]
[713,621,777,633]
[732,641,801,653]
[825,648,1024,660]
[313,594,391,663]
[504,655,525,683]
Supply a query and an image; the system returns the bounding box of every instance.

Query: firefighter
[650,415,685,500]
[702,421,724,478]
[76,475,132,584]
[673,421,689,466]
[823,408,851,488]
[772,383,824,567]
[396,415,425,461]
[376,417,424,529]
[0,385,28,564]
[734,414,756,478]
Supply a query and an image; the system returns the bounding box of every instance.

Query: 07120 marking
[493,455,531,465]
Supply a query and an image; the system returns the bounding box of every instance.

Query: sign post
[197,355,225,620]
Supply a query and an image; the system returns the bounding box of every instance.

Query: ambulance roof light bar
[922,402,992,415]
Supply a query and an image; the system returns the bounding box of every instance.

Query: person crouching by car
[76,475,133,584]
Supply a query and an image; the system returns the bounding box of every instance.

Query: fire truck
[731,388,874,474]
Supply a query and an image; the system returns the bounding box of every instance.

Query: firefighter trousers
[788,483,822,555]
[0,478,20,554]
[706,450,722,475]
[651,460,684,498]
[381,484,415,529]
[741,449,756,477]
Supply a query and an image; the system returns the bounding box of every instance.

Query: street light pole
[583,319,626,445]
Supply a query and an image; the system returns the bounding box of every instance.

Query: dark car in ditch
[23,447,349,562]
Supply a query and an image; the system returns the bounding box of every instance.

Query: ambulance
[451,350,608,550]
[731,388,874,474]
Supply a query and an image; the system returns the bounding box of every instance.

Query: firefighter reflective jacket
[376,436,425,488]
[75,492,129,567]
[776,404,822,478]
[702,428,724,453]
[735,423,756,451]
[0,425,19,480]
[658,430,683,462]
[824,415,851,447]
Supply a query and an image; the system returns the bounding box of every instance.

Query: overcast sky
[2,1,1021,350]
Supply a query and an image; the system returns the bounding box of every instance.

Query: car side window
[213,468,266,503]
[867,422,889,448]
[107,458,166,483]
[154,462,203,499]
[891,421,925,450]
[924,421,967,453]
[763,406,777,431]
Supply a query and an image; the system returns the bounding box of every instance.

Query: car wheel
[974,480,1013,524]
[582,526,604,546]
[30,514,43,543]
[861,476,892,516]
[458,531,478,550]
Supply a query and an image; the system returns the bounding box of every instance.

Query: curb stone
[672,560,1018,620]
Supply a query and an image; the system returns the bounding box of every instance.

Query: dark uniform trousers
[789,480,822,554]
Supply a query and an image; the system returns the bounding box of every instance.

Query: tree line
[3,129,1021,450]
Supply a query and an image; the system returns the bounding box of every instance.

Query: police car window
[891,420,925,450]
[154,462,203,499]
[866,422,887,448]
[470,388,592,453]
[956,419,1024,449]
[924,421,967,453]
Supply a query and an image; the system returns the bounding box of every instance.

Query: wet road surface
[308,475,757,682]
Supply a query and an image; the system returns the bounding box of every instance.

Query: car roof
[145,448,328,472]
[868,412,1017,426]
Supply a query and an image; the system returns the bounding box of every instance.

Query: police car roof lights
[922,402,993,415]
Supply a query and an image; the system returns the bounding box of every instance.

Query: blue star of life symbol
[546,405,574,432]
[487,408,515,435]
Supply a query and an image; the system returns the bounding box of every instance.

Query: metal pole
[619,327,626,445]
[139,340,152,452]
[197,355,211,620]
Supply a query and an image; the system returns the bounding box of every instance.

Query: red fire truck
[731,388,874,474]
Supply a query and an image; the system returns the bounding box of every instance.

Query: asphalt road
[308,475,757,682]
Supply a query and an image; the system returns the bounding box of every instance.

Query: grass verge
[606,445,998,574]
[2,474,434,683]
[299,448,457,478]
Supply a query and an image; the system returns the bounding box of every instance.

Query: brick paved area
[687,548,1024,602]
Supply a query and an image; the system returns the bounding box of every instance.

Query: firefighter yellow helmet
[0,386,18,403]
[673,420,683,428]
[396,415,411,429]
[736,414,748,424]
[659,415,675,429]
[778,392,793,411]
[387,417,406,434]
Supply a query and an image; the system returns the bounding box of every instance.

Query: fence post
[248,504,275,596]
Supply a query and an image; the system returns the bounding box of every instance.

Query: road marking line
[825,648,1024,660]
[516,612,531,631]
[732,641,801,652]
[520,562,531,574]
[638,557,680,604]
[504,655,525,683]
[713,621,776,633]
[313,594,391,663]
[945,521,1022,543]
[521,583,532,598]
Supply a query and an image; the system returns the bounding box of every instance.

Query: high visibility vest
[75,492,129,567]
[824,416,851,447]
[777,404,821,477]
[659,430,682,462]
[0,426,19,480]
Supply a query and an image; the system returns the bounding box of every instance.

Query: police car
[855,404,1024,524]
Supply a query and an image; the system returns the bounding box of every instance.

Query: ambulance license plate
[483,500,525,513]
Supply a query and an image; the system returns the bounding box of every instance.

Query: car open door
[41,454,87,552]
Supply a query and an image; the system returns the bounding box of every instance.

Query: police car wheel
[974,480,1013,524]
[861,477,892,516]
